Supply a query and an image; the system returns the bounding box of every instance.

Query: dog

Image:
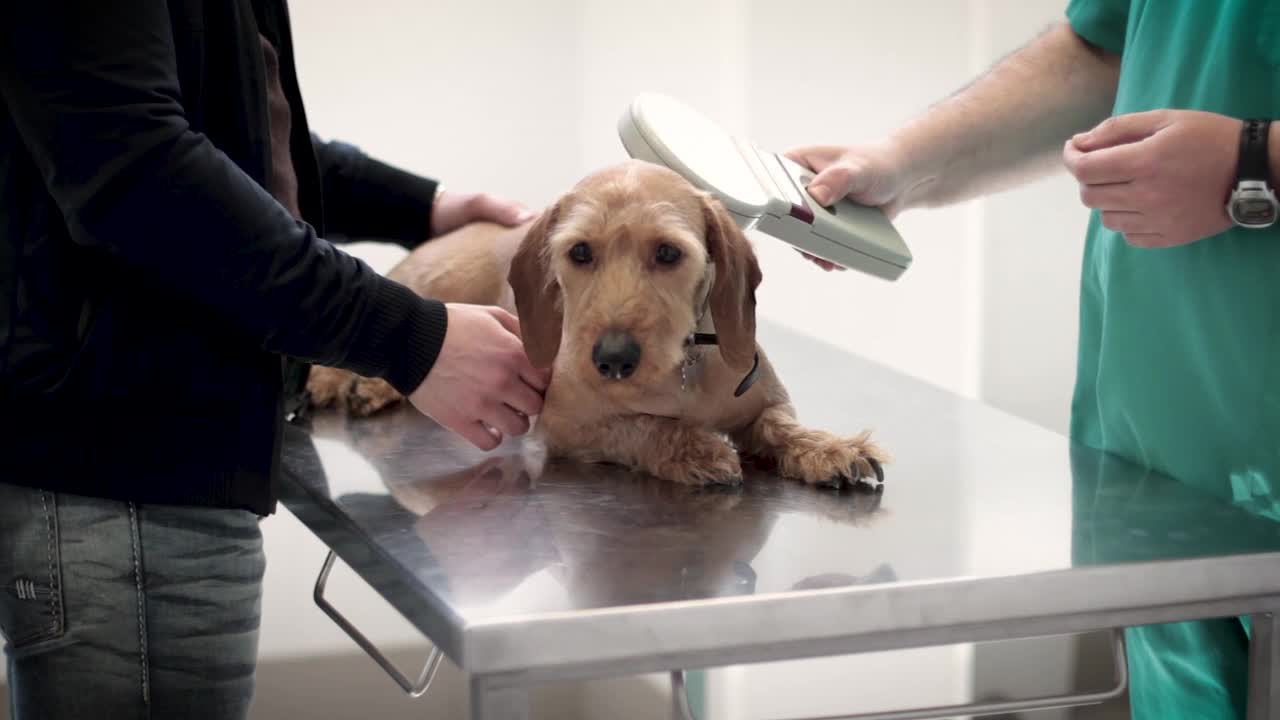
[308,159,888,488]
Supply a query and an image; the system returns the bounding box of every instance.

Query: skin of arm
[889,22,1123,212]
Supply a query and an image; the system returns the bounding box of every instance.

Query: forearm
[312,135,438,248]
[891,22,1121,211]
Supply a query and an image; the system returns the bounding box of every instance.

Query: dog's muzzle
[593,330,642,380]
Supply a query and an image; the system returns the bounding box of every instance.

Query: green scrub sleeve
[1064,0,1130,55]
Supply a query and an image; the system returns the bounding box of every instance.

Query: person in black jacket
[0,1,549,717]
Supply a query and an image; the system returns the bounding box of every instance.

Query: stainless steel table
[277,321,1280,720]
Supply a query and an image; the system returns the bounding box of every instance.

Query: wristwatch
[1226,119,1278,229]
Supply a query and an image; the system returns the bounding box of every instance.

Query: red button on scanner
[788,202,815,224]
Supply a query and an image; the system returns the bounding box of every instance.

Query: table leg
[1248,612,1278,720]
[471,675,530,720]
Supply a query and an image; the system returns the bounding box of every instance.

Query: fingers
[787,146,864,204]
[1063,138,1147,184]
[484,305,549,408]
[1078,181,1135,211]
[440,409,503,451]
[783,145,841,172]
[1064,112,1164,184]
[502,375,544,417]
[409,303,549,450]
[1072,111,1167,151]
[806,162,865,207]
[441,400,525,451]
[1100,210,1146,233]
[521,365,552,392]
[487,306,523,337]
[437,192,536,236]
[487,307,551,390]
[796,249,845,272]
[787,144,905,211]
[467,370,537,447]
[481,403,531,438]
[472,193,535,226]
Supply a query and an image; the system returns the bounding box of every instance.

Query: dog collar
[682,268,759,397]
[683,332,760,398]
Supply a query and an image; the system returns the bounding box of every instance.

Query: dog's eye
[568,242,593,265]
[655,243,682,265]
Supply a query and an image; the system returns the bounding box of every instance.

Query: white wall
[977,2,1093,436]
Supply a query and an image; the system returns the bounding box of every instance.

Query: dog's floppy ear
[702,194,762,371]
[508,202,565,369]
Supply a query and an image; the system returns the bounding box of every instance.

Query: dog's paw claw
[834,456,884,488]
[868,458,885,484]
[712,471,744,486]
[775,433,888,489]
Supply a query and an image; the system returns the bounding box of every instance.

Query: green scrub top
[1064,1,1280,718]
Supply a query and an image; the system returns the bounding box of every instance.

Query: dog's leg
[306,366,357,409]
[734,404,888,486]
[346,376,404,417]
[305,366,404,417]
[547,415,743,486]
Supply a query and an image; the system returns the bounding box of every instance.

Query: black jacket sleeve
[0,1,445,395]
[312,134,439,249]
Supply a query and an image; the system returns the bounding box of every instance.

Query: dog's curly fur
[308,160,888,487]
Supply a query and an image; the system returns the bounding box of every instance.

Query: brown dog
[308,160,887,487]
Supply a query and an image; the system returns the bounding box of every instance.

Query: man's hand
[1064,110,1240,248]
[408,304,550,451]
[430,190,535,238]
[784,142,913,271]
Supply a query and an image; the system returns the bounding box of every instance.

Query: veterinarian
[787,2,1277,719]
[0,1,550,718]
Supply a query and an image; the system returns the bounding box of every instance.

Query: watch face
[1231,192,1279,226]
[1240,199,1277,216]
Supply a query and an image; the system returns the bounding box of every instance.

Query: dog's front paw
[306,366,353,409]
[661,434,743,487]
[778,430,888,487]
[346,377,404,417]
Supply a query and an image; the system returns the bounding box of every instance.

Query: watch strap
[1238,119,1272,184]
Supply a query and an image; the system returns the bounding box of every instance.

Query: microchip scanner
[618,93,911,281]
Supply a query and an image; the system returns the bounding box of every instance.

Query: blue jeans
[0,481,266,719]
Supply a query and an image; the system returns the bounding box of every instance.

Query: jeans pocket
[0,483,65,651]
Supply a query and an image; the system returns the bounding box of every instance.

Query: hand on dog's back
[408,304,550,451]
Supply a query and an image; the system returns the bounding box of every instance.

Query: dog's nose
[592,330,642,380]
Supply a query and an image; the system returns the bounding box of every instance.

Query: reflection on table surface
[280,398,1280,625]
